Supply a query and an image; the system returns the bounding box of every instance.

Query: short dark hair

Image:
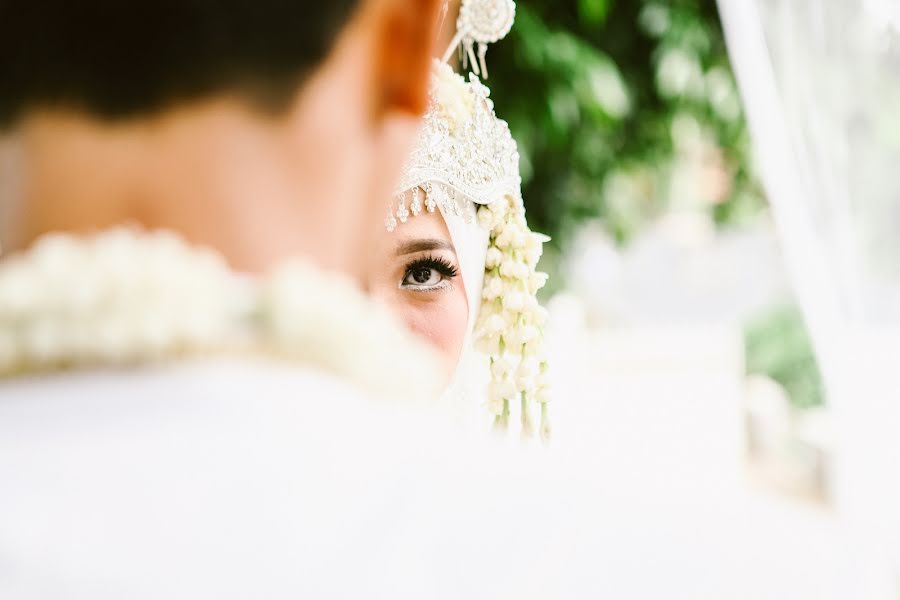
[0,1,359,127]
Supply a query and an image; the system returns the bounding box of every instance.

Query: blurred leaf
[745,305,825,409]
[579,0,611,26]
[638,3,670,38]
[581,57,631,119]
[548,86,581,132]
[488,0,764,262]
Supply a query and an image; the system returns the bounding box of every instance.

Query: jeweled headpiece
[443,0,516,78]
[389,0,551,441]
[387,64,522,232]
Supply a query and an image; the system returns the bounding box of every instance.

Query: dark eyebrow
[395,239,456,256]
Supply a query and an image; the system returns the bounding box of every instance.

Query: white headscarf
[439,207,491,426]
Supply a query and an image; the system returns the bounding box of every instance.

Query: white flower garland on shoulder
[0,228,443,402]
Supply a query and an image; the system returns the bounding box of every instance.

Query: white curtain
[718,0,900,576]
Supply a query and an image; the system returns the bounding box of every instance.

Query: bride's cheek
[400,296,469,365]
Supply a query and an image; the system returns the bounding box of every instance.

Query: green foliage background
[486,0,765,249]
[745,306,825,409]
[485,0,824,408]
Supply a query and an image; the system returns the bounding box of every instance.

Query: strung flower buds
[475,196,550,441]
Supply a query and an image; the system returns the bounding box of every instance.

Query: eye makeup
[401,255,459,291]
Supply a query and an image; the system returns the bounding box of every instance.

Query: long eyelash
[405,255,459,279]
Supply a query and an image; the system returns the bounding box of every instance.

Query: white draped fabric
[718,0,900,581]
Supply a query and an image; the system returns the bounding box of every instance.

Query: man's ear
[368,0,445,119]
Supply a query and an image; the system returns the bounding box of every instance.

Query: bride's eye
[401,256,459,291]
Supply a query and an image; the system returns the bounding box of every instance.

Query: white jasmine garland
[483,314,506,336]
[494,229,514,250]
[485,246,503,269]
[477,209,495,230]
[487,396,505,417]
[474,197,551,442]
[501,291,525,312]
[431,62,475,133]
[515,374,537,394]
[482,275,504,301]
[490,378,517,402]
[522,337,543,357]
[0,230,244,370]
[513,261,530,280]
[511,231,528,249]
[490,356,514,379]
[517,325,539,345]
[528,272,550,295]
[476,334,502,356]
[0,228,442,403]
[498,257,519,279]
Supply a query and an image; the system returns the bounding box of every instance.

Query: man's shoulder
[0,357,426,457]
[0,358,577,598]
[0,356,374,414]
[0,358,462,597]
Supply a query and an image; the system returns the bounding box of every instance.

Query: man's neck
[2,104,355,275]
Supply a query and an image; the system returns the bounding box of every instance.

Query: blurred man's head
[0,0,443,277]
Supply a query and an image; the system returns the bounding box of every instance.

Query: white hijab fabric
[442,206,489,340]
[439,204,491,424]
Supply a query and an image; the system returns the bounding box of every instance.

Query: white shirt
[0,358,874,599]
[0,358,570,598]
